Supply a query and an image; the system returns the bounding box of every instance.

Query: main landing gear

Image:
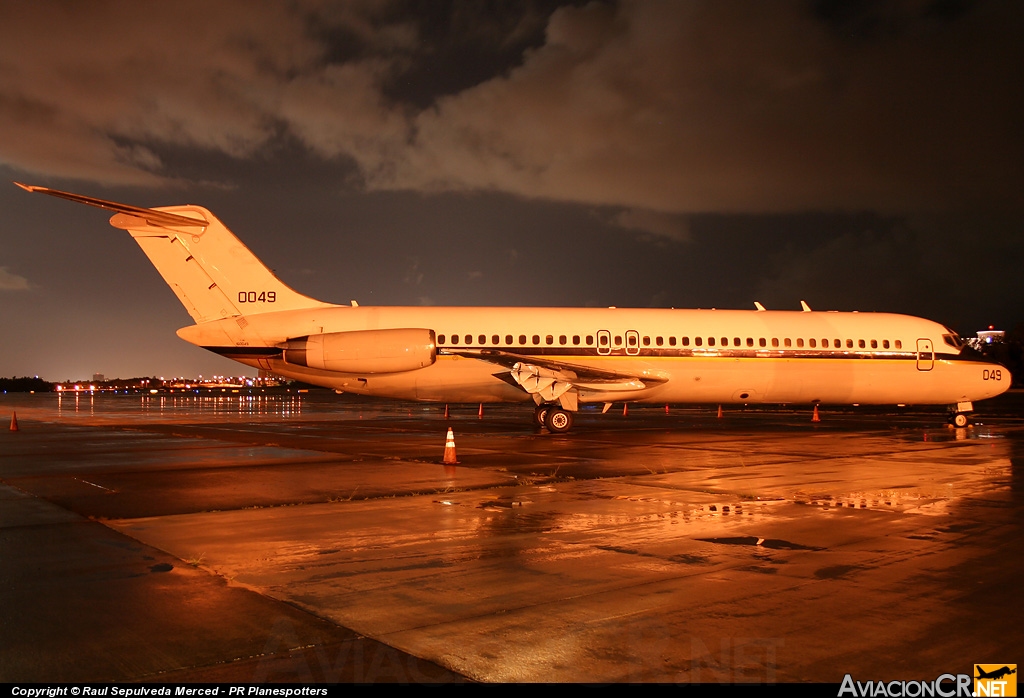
[535,404,574,434]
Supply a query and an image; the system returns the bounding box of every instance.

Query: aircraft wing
[445,348,668,407]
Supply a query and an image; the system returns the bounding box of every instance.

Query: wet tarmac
[1,391,1021,682]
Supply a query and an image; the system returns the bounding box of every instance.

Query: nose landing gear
[948,401,973,428]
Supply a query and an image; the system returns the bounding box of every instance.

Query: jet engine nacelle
[283,328,436,374]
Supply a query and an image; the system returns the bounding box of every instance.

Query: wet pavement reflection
[2,391,1022,682]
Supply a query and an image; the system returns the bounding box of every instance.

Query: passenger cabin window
[559,335,567,345]
[492,335,499,344]
[784,338,792,348]
[478,334,485,344]
[519,335,527,345]
[895,340,902,349]
[682,337,690,346]
[586,335,594,345]
[796,338,804,348]
[846,339,853,349]
[870,339,877,349]
[669,337,677,346]
[759,338,767,348]
[833,339,841,348]
[656,336,664,346]
[546,335,554,345]
[695,337,703,347]
[734,338,741,346]
[883,340,889,349]
[533,335,540,345]
[614,335,622,345]
[772,338,779,348]
[643,336,650,346]
[573,335,581,345]
[438,334,446,344]
[858,339,865,348]
[452,334,460,344]
[505,334,513,344]
[809,338,816,348]
[707,337,715,347]
[746,338,754,347]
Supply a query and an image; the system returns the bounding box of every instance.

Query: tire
[534,404,549,428]
[545,407,574,434]
[953,412,969,428]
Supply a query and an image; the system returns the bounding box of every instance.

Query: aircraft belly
[232,353,1006,408]
[414,357,529,402]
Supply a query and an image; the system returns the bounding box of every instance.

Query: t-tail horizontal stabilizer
[15,182,332,324]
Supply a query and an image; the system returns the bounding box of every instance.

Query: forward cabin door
[916,338,934,371]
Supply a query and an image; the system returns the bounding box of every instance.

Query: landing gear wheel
[952,412,969,428]
[534,404,550,428]
[544,407,574,434]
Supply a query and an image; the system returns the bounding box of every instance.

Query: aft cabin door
[597,330,611,355]
[916,338,934,371]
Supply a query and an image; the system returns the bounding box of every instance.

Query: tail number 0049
[238,291,276,303]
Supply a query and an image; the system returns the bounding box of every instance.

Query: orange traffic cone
[10,412,19,431]
[812,405,821,423]
[443,427,457,464]
[717,405,723,419]
[665,404,670,414]
[478,403,484,419]
[623,403,629,416]
[444,404,449,419]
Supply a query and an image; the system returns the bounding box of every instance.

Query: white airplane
[17,182,1011,432]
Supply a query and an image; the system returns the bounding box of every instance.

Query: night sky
[2,0,1023,381]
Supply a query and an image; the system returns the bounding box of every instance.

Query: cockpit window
[942,332,963,349]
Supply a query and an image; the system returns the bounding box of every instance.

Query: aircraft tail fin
[16,183,331,324]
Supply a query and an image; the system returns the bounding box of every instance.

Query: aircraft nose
[981,363,1012,397]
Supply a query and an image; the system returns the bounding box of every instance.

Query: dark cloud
[1,1,1020,212]
[0,266,30,291]
[2,1,1023,379]
[390,1,1024,212]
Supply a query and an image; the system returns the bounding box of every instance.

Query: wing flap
[445,348,668,384]
[446,348,668,403]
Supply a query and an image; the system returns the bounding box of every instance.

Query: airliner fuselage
[179,304,1007,409]
[18,182,1011,432]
